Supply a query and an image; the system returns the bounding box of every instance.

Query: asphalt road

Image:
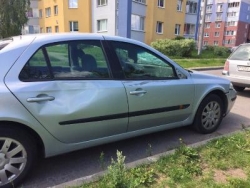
[21,69,250,188]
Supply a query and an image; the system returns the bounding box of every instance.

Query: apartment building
[145,0,187,44]
[201,0,250,47]
[38,0,91,33]
[184,0,200,39]
[91,0,146,42]
[22,0,40,34]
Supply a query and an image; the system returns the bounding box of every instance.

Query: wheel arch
[208,89,228,116]
[0,121,45,158]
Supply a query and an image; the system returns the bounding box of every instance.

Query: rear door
[109,41,195,132]
[5,39,128,144]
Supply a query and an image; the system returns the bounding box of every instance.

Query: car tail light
[224,61,229,71]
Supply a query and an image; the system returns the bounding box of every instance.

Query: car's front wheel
[193,94,223,134]
[0,126,37,188]
[233,85,245,92]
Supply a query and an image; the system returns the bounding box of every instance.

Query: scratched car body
[0,33,236,187]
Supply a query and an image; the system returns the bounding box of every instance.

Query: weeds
[146,143,152,157]
[80,130,250,188]
[99,151,106,170]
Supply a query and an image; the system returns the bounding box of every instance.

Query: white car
[223,43,250,91]
[0,33,236,187]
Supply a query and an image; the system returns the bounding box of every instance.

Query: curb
[51,129,243,188]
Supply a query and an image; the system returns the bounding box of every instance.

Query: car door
[5,40,128,144]
[110,41,195,132]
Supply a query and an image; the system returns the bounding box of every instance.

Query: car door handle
[27,96,55,103]
[129,90,147,95]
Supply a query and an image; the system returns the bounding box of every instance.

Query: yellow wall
[145,0,186,45]
[39,0,91,33]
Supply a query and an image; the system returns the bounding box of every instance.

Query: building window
[69,0,78,8]
[206,5,212,13]
[186,1,197,14]
[214,32,219,37]
[205,14,211,22]
[97,0,107,6]
[158,0,164,7]
[184,24,195,35]
[203,41,208,46]
[228,2,240,8]
[215,23,221,28]
[175,24,181,35]
[217,4,223,12]
[214,41,218,46]
[27,8,33,17]
[246,24,248,29]
[131,14,145,31]
[133,0,146,4]
[226,21,236,26]
[54,5,58,15]
[69,21,78,32]
[205,23,210,28]
[216,13,222,21]
[39,9,43,18]
[177,0,182,11]
[227,12,237,17]
[46,27,52,33]
[224,39,235,45]
[204,32,209,37]
[40,28,43,33]
[225,30,236,36]
[55,26,59,33]
[97,19,108,32]
[45,8,51,17]
[156,21,163,33]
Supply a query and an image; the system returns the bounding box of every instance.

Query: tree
[0,0,30,38]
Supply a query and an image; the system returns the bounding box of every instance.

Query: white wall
[92,0,117,35]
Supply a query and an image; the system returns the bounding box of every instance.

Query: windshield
[229,45,250,61]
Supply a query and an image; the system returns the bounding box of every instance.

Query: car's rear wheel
[0,126,37,188]
[233,85,245,92]
[193,94,223,134]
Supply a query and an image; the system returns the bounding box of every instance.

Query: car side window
[19,40,111,81]
[112,41,176,79]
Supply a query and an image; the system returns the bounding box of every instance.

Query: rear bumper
[222,71,250,87]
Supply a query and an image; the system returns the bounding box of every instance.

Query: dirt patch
[214,168,247,183]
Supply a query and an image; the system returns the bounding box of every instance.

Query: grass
[77,128,250,188]
[173,58,226,68]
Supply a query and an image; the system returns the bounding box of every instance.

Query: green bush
[151,38,196,57]
[213,46,230,56]
[173,36,185,40]
[203,45,230,57]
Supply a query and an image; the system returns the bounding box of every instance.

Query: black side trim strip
[129,104,190,117]
[59,104,190,125]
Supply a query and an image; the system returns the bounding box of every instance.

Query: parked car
[222,43,250,91]
[0,33,236,188]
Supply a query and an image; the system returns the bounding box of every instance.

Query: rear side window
[229,45,250,61]
[19,40,111,81]
[0,40,12,50]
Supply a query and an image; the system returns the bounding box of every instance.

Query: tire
[0,126,37,188]
[233,85,245,92]
[193,94,223,134]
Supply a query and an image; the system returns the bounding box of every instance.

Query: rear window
[229,45,250,61]
[0,38,12,50]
